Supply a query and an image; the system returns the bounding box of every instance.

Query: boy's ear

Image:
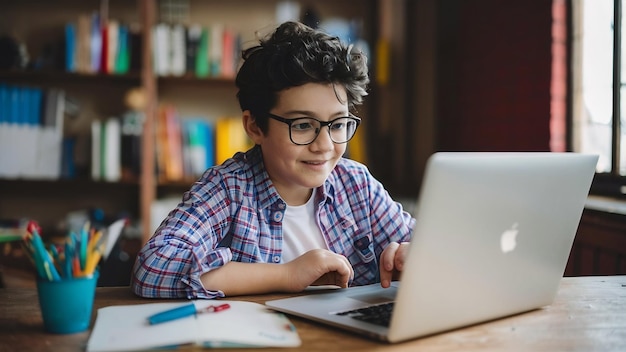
[242,110,264,144]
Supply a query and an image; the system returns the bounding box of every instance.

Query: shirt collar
[243,146,284,210]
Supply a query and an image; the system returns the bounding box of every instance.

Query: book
[0,219,28,243]
[36,88,65,179]
[105,20,119,74]
[183,118,214,177]
[91,118,122,182]
[0,85,65,179]
[102,118,121,182]
[120,111,142,181]
[209,23,223,76]
[195,26,209,77]
[65,23,77,72]
[185,25,202,75]
[215,117,252,165]
[163,106,183,181]
[153,23,171,76]
[115,24,130,74]
[221,27,236,78]
[90,12,102,72]
[91,119,102,180]
[86,300,301,351]
[19,88,41,178]
[76,14,92,73]
[346,127,367,164]
[169,24,186,76]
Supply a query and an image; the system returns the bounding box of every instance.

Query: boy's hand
[284,249,354,291]
[379,242,410,288]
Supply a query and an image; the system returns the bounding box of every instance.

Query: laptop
[265,152,598,343]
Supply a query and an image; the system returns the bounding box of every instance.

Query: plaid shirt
[132,146,415,299]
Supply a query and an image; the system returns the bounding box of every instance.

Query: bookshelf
[0,0,378,245]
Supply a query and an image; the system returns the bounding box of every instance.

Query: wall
[436,0,555,152]
[371,0,559,198]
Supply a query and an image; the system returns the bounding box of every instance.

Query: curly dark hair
[235,21,369,133]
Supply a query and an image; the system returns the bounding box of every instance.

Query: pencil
[73,255,83,277]
[87,230,103,255]
[84,245,103,276]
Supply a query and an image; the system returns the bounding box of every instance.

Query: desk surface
[1,276,625,352]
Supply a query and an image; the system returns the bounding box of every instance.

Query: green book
[195,27,209,78]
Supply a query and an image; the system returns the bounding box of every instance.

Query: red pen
[148,303,231,325]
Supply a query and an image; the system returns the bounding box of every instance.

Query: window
[572,0,626,196]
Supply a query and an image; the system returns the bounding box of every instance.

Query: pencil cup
[36,272,99,334]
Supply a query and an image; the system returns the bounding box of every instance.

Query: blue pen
[49,244,60,263]
[80,227,88,270]
[147,303,231,325]
[64,241,73,278]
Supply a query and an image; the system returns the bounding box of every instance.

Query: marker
[30,229,60,281]
[79,227,88,270]
[147,303,231,325]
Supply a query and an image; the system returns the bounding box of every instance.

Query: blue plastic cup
[36,273,99,334]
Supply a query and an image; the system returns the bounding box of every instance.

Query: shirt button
[273,256,281,263]
[273,211,283,222]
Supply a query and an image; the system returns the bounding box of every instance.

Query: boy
[132,21,415,299]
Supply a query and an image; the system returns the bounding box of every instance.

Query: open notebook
[86,300,300,351]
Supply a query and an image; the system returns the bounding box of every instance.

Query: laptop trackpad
[349,286,397,304]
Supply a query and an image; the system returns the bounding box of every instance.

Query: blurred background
[1,0,624,288]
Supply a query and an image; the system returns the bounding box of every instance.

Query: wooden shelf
[157,74,235,85]
[1,0,380,245]
[0,178,140,237]
[0,70,141,83]
[0,177,140,188]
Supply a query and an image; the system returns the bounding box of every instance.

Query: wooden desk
[1,276,625,351]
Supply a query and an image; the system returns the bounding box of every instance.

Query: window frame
[570,0,626,198]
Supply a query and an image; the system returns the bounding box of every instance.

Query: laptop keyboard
[335,302,395,327]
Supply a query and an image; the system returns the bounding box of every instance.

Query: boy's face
[256,82,350,205]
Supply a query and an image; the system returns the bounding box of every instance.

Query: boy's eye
[331,122,346,130]
[292,119,316,131]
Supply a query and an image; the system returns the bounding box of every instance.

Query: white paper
[103,218,126,260]
[86,300,301,351]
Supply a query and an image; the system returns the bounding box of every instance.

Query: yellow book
[347,127,367,164]
[215,117,252,165]
[376,39,390,86]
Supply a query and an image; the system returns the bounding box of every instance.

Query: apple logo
[500,223,519,253]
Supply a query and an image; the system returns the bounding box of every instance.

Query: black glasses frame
[266,113,361,146]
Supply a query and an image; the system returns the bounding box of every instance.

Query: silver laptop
[265,152,598,343]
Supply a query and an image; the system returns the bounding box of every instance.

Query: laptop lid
[266,152,598,343]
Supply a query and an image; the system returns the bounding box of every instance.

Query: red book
[100,23,109,74]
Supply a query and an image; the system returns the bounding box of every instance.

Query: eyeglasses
[267,113,361,146]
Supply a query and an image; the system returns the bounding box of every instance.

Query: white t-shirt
[281,192,328,263]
